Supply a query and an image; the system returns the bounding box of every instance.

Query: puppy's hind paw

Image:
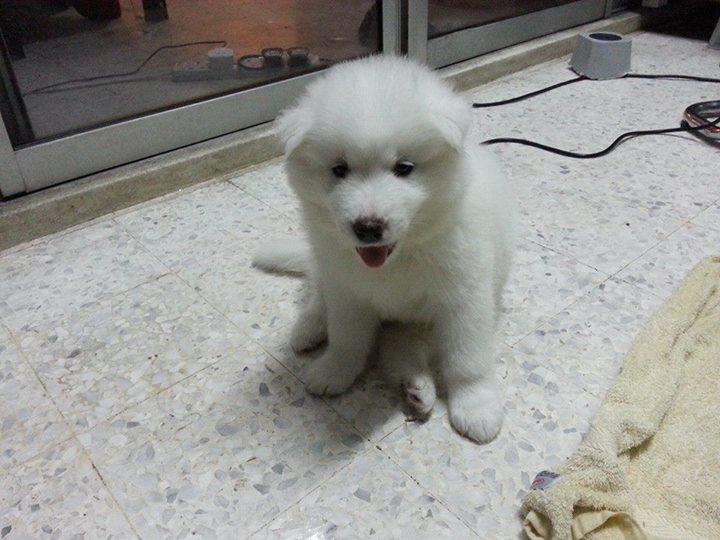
[402,374,436,421]
[448,383,504,444]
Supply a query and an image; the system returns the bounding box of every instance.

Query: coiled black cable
[476,72,720,158]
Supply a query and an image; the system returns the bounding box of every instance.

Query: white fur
[252,238,310,275]
[255,56,517,443]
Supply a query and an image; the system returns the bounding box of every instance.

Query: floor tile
[690,202,720,232]
[79,347,368,538]
[194,260,305,340]
[550,140,720,222]
[262,327,430,443]
[116,181,305,338]
[617,221,720,299]
[512,277,666,402]
[0,439,136,539]
[377,278,664,537]
[229,162,301,221]
[17,274,247,431]
[373,338,605,537]
[516,187,681,275]
[0,326,71,472]
[259,450,476,539]
[115,182,296,281]
[501,240,606,345]
[0,221,167,336]
[378,407,573,539]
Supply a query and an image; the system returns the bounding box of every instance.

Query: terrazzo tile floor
[2,30,719,539]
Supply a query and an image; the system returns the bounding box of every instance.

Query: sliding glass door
[0,0,397,195]
[411,0,608,67]
[1,0,613,198]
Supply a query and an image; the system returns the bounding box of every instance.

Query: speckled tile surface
[0,220,167,337]
[261,326,447,444]
[516,185,682,275]
[373,277,666,540]
[501,240,605,345]
[377,393,578,539]
[0,439,136,539]
[116,181,305,338]
[617,220,720,299]
[0,325,70,472]
[511,277,667,405]
[17,274,248,432]
[1,30,718,539]
[259,449,476,539]
[78,346,368,538]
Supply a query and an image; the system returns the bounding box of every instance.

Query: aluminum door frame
[409,0,609,67]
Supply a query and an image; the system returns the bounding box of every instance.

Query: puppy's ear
[275,104,313,157]
[429,92,472,152]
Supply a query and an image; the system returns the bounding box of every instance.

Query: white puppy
[254,55,516,443]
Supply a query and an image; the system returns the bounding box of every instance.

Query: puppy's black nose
[352,218,385,244]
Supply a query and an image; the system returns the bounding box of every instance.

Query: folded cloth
[523,256,720,540]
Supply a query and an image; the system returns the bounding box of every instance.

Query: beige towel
[523,256,720,540]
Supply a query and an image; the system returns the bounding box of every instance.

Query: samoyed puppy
[254,55,516,443]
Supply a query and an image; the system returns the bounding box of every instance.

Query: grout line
[503,213,692,349]
[503,273,615,349]
[224,178,300,221]
[373,427,483,537]
[251,333,389,442]
[501,238,612,348]
[112,211,382,536]
[248,445,376,537]
[77,441,142,539]
[375,445,483,538]
[603,219,687,280]
[64,346,240,442]
[0,318,78,471]
[1,318,140,535]
[686,202,720,233]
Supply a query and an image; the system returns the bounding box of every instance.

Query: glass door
[415,0,609,67]
[1,0,613,198]
[0,0,397,196]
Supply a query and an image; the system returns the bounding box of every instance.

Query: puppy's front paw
[290,314,327,353]
[448,382,504,443]
[304,353,358,396]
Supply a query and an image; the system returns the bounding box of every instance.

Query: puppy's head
[277,56,470,268]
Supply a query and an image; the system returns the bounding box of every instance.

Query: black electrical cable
[24,40,228,96]
[473,72,720,108]
[475,72,720,158]
[472,75,586,108]
[484,115,720,159]
[624,73,720,84]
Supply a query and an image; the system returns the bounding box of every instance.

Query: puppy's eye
[331,162,349,179]
[393,160,415,177]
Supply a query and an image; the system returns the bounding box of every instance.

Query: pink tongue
[356,246,390,268]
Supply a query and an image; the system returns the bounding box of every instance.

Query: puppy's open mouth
[355,243,396,268]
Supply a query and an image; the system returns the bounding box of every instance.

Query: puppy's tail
[252,238,310,275]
